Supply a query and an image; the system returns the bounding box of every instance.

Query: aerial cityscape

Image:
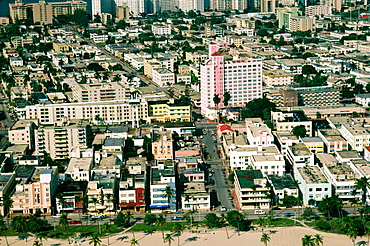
[0,0,369,245]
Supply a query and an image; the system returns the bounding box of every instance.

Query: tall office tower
[321,0,341,11]
[114,0,144,16]
[261,0,276,12]
[200,43,263,120]
[232,0,246,11]
[116,3,130,20]
[32,0,53,24]
[178,0,204,12]
[91,0,102,15]
[9,0,29,22]
[276,7,300,28]
[210,0,232,10]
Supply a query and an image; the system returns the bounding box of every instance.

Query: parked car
[175,210,184,214]
[70,220,82,224]
[284,213,295,217]
[52,214,62,218]
[254,210,266,215]
[171,216,182,220]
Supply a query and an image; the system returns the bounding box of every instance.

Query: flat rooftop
[336,150,362,160]
[66,157,93,172]
[267,174,296,190]
[235,169,264,189]
[298,166,328,184]
[289,143,312,156]
[248,125,272,138]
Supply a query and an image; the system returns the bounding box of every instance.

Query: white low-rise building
[152,68,175,87]
[65,157,93,181]
[339,123,370,151]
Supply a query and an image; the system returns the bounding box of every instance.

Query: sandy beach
[2,226,364,246]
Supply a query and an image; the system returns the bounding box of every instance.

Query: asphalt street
[196,123,234,211]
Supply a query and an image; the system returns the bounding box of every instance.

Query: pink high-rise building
[200,43,263,119]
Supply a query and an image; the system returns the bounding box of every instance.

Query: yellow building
[289,16,315,32]
[53,42,70,53]
[148,99,192,123]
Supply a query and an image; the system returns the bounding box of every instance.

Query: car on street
[52,214,62,218]
[70,220,82,224]
[284,213,295,217]
[175,210,184,214]
[171,216,182,220]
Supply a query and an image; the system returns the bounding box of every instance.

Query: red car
[70,220,82,224]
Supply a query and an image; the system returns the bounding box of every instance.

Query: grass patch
[128,222,203,232]
[44,225,124,240]
[252,218,298,228]
[0,229,30,237]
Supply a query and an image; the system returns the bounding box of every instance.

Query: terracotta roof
[219,124,232,132]
[211,52,222,56]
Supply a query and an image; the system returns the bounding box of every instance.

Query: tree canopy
[241,98,276,121]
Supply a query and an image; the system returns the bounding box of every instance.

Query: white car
[52,214,62,218]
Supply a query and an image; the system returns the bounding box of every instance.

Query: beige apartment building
[289,16,316,32]
[16,100,148,125]
[9,0,87,23]
[152,68,175,87]
[305,5,331,16]
[152,129,174,159]
[8,119,38,150]
[32,0,52,24]
[35,119,92,160]
[71,82,130,102]
[11,166,58,215]
[116,3,130,21]
[262,70,295,87]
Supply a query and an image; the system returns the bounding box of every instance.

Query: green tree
[241,98,276,120]
[260,232,271,246]
[144,213,157,225]
[123,211,133,227]
[155,214,166,240]
[302,235,315,246]
[56,193,65,212]
[114,211,125,226]
[204,213,221,228]
[354,177,370,205]
[33,240,42,246]
[172,223,185,246]
[225,210,244,228]
[302,65,317,75]
[313,234,323,246]
[301,207,317,220]
[11,216,27,233]
[162,186,174,210]
[89,233,101,246]
[163,233,174,246]
[292,125,307,138]
[70,9,89,26]
[318,195,343,218]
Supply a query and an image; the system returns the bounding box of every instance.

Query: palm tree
[89,233,102,246]
[163,233,174,246]
[348,227,358,246]
[130,238,139,246]
[172,223,185,246]
[256,217,266,232]
[33,240,43,246]
[1,194,14,217]
[59,214,70,244]
[162,186,174,211]
[155,214,166,240]
[11,216,27,233]
[260,232,271,246]
[220,213,229,239]
[302,235,315,246]
[213,94,221,121]
[102,223,112,245]
[223,91,231,119]
[313,234,323,246]
[354,177,370,205]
